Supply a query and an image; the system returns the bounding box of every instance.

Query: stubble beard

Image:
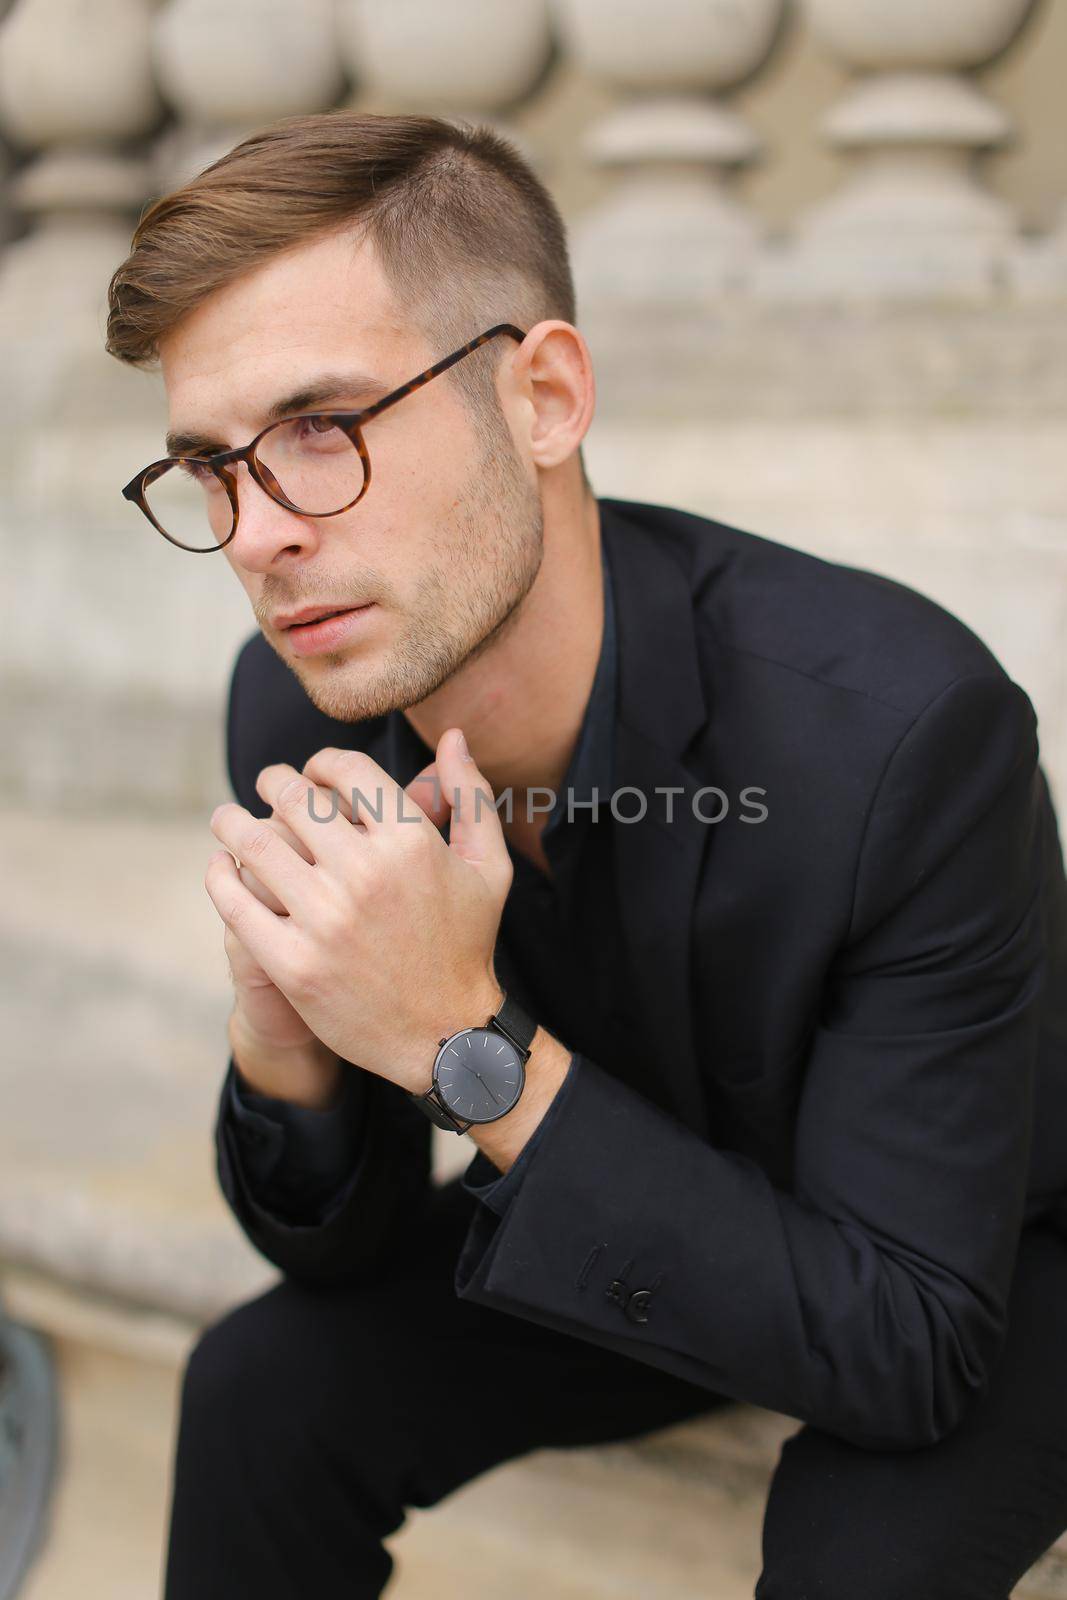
[283,432,544,725]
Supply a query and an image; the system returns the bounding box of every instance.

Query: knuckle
[398,818,432,855]
[276,775,307,810]
[243,825,274,860]
[315,892,348,944]
[327,747,372,782]
[280,944,316,1001]
[356,853,387,899]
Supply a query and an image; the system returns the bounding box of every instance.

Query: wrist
[398,971,505,1096]
[467,1029,572,1173]
[228,1013,342,1110]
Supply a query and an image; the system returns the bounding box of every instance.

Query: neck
[402,475,604,823]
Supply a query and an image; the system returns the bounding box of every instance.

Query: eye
[178,458,225,491]
[283,415,350,452]
[295,415,346,441]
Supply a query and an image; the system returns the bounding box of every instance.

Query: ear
[514,321,597,473]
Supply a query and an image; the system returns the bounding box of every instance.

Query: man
[105,111,1067,1599]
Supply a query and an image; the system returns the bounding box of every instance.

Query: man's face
[158,228,543,723]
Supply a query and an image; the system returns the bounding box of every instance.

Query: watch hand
[454,1060,502,1104]
[474,1070,504,1106]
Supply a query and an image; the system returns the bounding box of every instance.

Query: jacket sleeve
[215,1054,434,1282]
[453,672,1048,1450]
[225,1059,369,1223]
[212,642,434,1282]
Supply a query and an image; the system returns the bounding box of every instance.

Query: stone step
[387,1437,771,1600]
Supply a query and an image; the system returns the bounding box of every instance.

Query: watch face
[434,1028,525,1124]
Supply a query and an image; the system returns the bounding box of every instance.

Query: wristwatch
[406,992,536,1134]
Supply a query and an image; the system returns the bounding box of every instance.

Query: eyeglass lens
[142,416,366,550]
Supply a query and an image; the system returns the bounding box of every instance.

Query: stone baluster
[780,0,1037,301]
[0,0,162,421]
[152,0,347,186]
[338,0,552,113]
[550,0,786,309]
[336,0,552,158]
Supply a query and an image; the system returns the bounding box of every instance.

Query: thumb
[436,727,511,894]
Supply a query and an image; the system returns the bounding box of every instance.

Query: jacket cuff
[225,1056,369,1226]
[452,1052,724,1382]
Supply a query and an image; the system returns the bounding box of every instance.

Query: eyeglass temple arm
[354,323,528,427]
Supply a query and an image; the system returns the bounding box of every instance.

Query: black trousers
[164,1176,1067,1599]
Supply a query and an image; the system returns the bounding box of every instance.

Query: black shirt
[226,533,646,1222]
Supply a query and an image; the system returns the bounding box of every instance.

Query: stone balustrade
[2,0,1061,319]
[0,0,1062,817]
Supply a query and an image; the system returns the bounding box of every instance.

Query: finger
[434,728,512,897]
[253,763,361,869]
[204,848,296,978]
[228,814,314,915]
[300,747,416,835]
[222,796,346,915]
[223,922,275,988]
[209,801,319,918]
[228,850,285,915]
[267,810,316,861]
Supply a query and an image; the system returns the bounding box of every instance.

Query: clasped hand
[204,728,512,1095]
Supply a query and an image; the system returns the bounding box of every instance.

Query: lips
[282,603,377,658]
[275,603,367,630]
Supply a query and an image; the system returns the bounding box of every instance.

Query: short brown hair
[106,110,588,478]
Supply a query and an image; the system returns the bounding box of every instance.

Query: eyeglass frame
[120,322,529,553]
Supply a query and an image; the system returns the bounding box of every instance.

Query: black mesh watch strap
[411,1092,471,1134]
[490,992,536,1057]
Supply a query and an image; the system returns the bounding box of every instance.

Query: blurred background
[0,1,1065,1596]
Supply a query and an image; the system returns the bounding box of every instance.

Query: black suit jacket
[215,496,1067,1451]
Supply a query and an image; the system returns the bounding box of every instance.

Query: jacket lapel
[602,502,714,1141]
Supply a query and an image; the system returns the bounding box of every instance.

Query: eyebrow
[165,370,392,457]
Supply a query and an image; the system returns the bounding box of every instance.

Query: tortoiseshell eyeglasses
[120,323,527,553]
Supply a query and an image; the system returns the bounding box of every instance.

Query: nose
[224,459,326,573]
